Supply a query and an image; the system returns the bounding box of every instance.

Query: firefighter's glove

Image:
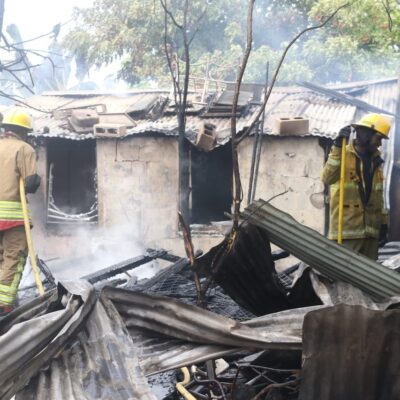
[379,224,388,247]
[25,174,41,194]
[333,125,351,148]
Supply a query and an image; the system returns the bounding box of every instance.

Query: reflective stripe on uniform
[324,142,385,241]
[365,225,380,236]
[0,201,30,221]
[327,158,341,166]
[329,226,380,239]
[0,256,25,306]
[330,229,367,237]
[331,182,359,189]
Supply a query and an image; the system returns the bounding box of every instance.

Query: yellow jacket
[0,132,39,222]
[321,142,387,240]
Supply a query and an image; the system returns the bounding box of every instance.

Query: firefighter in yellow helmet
[321,113,391,260]
[0,108,41,316]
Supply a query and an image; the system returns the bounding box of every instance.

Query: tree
[64,0,400,85]
[64,0,243,86]
[304,0,400,82]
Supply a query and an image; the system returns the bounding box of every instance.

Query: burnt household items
[321,113,391,260]
[0,109,41,316]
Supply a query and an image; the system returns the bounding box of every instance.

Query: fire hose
[176,367,196,400]
[337,137,347,244]
[19,177,45,296]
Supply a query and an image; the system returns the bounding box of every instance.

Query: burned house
[20,77,399,264]
[2,79,400,400]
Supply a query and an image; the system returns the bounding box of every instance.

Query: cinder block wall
[97,136,180,245]
[238,136,326,234]
[29,135,326,265]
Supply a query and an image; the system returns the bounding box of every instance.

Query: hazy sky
[3,0,94,45]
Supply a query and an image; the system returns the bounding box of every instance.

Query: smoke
[21,222,146,285]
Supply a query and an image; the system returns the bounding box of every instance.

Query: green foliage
[63,0,400,86]
[306,0,400,81]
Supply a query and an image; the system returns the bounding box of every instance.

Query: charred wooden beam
[83,249,172,284]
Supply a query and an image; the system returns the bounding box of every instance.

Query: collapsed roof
[16,77,398,147]
[2,201,400,399]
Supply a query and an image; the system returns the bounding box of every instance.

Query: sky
[3,0,94,42]
[2,0,127,90]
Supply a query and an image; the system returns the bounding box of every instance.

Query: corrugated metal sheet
[19,84,360,142]
[330,78,398,114]
[4,252,400,398]
[17,290,157,400]
[4,280,318,399]
[263,92,356,138]
[103,287,303,350]
[18,77,398,143]
[0,281,99,400]
[128,305,321,376]
[242,199,400,301]
[27,93,164,114]
[306,267,400,310]
[299,304,400,400]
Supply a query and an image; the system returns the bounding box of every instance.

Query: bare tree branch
[0,27,65,96]
[230,0,255,229]
[159,0,183,29]
[0,90,51,113]
[236,2,350,145]
[188,7,208,46]
[381,0,393,31]
[201,1,350,300]
[9,20,71,46]
[160,0,209,305]
[6,68,35,94]
[163,12,179,108]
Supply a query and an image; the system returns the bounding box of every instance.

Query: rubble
[2,200,400,399]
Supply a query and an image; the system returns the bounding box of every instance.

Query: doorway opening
[190,143,232,224]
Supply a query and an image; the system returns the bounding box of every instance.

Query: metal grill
[135,262,254,322]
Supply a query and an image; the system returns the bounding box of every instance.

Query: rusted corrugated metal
[299,304,400,400]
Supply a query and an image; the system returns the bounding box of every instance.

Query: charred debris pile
[2,201,400,399]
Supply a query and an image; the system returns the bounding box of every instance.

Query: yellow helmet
[353,113,391,139]
[2,108,33,131]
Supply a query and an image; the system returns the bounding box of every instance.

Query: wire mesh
[134,262,255,321]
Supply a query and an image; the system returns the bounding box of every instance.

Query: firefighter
[321,113,391,260]
[0,108,41,316]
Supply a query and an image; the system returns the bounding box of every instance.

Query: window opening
[47,139,98,224]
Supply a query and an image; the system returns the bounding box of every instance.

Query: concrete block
[276,117,309,136]
[196,122,216,152]
[71,109,99,128]
[94,123,127,138]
